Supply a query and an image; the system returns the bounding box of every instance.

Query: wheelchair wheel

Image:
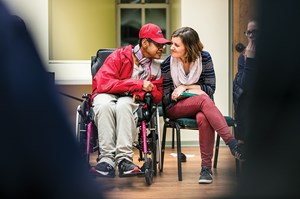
[75,105,89,163]
[149,108,161,176]
[150,128,158,176]
[144,157,153,185]
[76,105,83,142]
[155,107,162,174]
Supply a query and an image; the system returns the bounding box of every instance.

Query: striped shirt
[161,51,216,110]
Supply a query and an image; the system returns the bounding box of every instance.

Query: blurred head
[138,23,171,59]
[170,27,203,63]
[245,19,259,42]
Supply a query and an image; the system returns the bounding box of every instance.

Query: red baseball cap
[139,23,171,44]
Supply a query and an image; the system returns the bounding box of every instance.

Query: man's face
[142,38,166,59]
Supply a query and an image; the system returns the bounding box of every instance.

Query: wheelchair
[75,49,162,185]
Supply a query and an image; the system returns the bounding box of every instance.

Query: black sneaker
[230,144,245,161]
[90,162,115,178]
[198,167,213,184]
[118,159,141,177]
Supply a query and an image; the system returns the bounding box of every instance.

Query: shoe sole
[119,167,142,178]
[198,179,213,184]
[234,155,246,162]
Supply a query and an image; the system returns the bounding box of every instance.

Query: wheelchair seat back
[91,48,115,78]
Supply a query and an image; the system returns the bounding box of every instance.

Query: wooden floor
[90,147,238,199]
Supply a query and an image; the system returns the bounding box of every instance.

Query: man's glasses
[147,39,165,49]
[244,30,258,37]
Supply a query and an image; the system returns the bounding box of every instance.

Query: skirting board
[164,140,226,147]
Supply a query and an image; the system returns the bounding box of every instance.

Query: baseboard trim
[164,140,226,147]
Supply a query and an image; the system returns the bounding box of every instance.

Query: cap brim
[151,37,172,44]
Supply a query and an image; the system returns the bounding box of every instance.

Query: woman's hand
[174,85,186,95]
[245,40,256,58]
[171,85,186,101]
[171,91,179,101]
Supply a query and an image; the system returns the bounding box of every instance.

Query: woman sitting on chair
[161,27,244,184]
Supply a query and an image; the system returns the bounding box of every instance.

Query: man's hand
[143,80,154,92]
[132,94,140,102]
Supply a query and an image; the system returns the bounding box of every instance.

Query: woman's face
[170,36,186,60]
[246,21,259,42]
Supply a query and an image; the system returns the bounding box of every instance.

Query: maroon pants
[166,94,234,168]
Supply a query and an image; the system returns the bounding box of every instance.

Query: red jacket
[92,45,163,104]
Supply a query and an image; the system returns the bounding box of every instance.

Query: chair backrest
[91,48,115,78]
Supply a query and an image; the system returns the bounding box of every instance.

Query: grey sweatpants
[92,93,139,168]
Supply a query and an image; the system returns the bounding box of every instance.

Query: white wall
[2,0,89,84]
[181,0,229,116]
[164,0,229,145]
[2,0,49,65]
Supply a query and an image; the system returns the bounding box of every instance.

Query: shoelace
[233,146,242,160]
[201,168,211,175]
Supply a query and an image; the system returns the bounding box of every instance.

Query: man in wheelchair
[90,23,171,178]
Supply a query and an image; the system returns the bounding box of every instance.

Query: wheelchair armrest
[144,92,152,104]
[136,92,157,123]
[144,92,157,115]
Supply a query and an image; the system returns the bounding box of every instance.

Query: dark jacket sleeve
[233,53,256,109]
[161,55,174,109]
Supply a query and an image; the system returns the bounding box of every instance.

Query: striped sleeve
[199,51,216,99]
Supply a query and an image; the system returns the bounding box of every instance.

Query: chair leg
[213,134,220,169]
[232,122,241,176]
[172,128,175,149]
[236,158,246,177]
[235,159,240,177]
[175,123,182,181]
[160,123,167,172]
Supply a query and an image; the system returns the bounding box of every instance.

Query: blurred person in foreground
[0,1,105,198]
[233,18,259,145]
[224,0,300,198]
